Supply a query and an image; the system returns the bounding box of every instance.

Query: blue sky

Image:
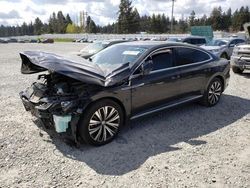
[0,0,249,26]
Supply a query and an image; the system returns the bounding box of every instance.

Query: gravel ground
[0,43,250,188]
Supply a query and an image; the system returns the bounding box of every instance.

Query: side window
[190,39,196,44]
[183,38,191,44]
[175,47,211,66]
[199,39,206,45]
[235,39,245,44]
[151,50,173,71]
[229,40,236,47]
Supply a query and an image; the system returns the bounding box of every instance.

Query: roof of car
[168,36,206,39]
[115,41,199,49]
[216,37,245,42]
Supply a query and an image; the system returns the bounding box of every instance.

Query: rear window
[183,38,206,45]
[175,47,211,66]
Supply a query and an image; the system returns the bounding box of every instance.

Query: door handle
[171,75,180,80]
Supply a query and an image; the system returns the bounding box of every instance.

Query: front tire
[201,78,223,107]
[78,99,124,146]
[232,66,243,74]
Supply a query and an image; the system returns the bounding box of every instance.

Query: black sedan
[19,41,230,146]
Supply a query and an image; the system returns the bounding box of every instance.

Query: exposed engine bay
[20,72,93,116]
[19,72,101,145]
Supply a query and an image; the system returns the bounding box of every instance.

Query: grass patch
[54,38,74,42]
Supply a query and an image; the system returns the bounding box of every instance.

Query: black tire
[220,53,229,60]
[232,66,243,74]
[78,99,124,146]
[200,78,223,107]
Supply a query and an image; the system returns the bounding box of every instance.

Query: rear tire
[200,78,223,107]
[232,66,243,74]
[78,99,124,146]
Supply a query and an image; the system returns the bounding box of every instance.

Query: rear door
[173,47,212,96]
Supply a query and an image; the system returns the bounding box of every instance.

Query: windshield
[80,41,109,54]
[206,39,228,46]
[90,44,148,72]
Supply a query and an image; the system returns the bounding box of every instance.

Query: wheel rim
[208,81,222,105]
[88,106,120,142]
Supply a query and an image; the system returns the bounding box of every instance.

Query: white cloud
[0,0,249,26]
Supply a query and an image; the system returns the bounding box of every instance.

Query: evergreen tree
[34,17,43,35]
[117,0,134,33]
[66,14,72,24]
[210,7,223,30]
[48,12,57,33]
[189,10,196,27]
[131,8,140,33]
[140,15,151,32]
[57,11,67,33]
[85,16,97,33]
[89,20,97,33]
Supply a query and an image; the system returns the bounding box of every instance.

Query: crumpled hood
[20,51,131,87]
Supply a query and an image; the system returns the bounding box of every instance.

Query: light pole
[171,0,175,34]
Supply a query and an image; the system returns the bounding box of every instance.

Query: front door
[131,49,182,115]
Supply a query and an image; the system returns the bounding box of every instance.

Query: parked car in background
[0,39,8,43]
[18,39,27,43]
[201,38,246,59]
[30,39,38,43]
[40,38,54,43]
[167,36,207,46]
[77,39,127,59]
[230,23,250,73]
[6,38,18,43]
[19,41,230,146]
[74,38,89,43]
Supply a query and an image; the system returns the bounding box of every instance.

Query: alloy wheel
[208,81,222,105]
[88,106,120,142]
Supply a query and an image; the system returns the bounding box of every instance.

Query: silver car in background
[230,23,250,73]
[201,38,246,59]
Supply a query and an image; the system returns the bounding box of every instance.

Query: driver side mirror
[141,58,153,75]
[229,44,235,48]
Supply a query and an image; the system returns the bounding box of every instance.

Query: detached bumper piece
[20,91,52,119]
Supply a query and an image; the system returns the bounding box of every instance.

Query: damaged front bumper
[19,85,82,145]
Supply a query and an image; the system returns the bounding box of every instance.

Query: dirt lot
[0,43,250,188]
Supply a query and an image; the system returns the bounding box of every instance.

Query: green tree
[210,7,223,30]
[131,8,140,33]
[85,16,97,33]
[48,12,57,33]
[117,0,134,33]
[34,17,43,35]
[57,11,67,33]
[89,20,97,33]
[66,23,78,33]
[161,14,170,33]
[66,14,72,24]
[189,10,196,27]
